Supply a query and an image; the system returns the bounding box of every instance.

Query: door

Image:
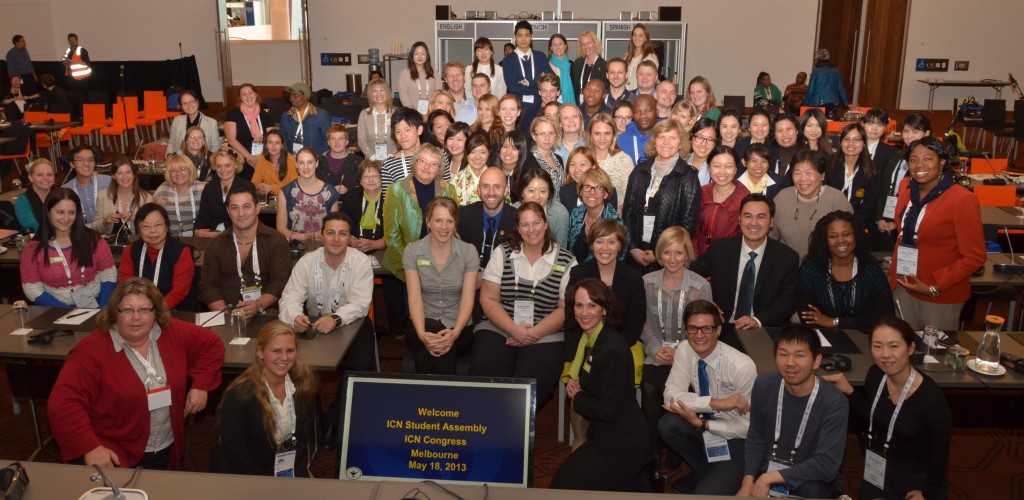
[859,0,910,110]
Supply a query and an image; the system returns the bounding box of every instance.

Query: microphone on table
[994,226,1024,275]
[199,304,235,328]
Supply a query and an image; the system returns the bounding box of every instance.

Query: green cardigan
[382,175,458,280]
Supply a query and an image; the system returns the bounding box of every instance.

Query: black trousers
[640,364,672,451]
[405,318,473,375]
[469,329,563,409]
[657,413,746,495]
[380,275,408,336]
[551,440,651,492]
[326,317,377,426]
[71,444,171,470]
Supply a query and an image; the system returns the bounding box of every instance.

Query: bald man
[617,95,657,164]
[457,167,518,271]
[580,79,611,127]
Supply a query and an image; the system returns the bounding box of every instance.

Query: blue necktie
[698,359,715,420]
[482,217,497,267]
[735,251,757,318]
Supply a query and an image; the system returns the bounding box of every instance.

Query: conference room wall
[898,0,1024,110]
[307,0,819,107]
[0,0,225,103]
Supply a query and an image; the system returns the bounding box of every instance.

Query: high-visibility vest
[65,47,92,80]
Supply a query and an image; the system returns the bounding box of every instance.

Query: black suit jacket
[690,236,799,345]
[569,56,609,106]
[564,259,647,361]
[456,201,517,268]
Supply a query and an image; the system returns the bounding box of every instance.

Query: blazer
[620,156,701,251]
[690,236,799,344]
[825,159,884,230]
[564,260,646,361]
[212,380,316,477]
[501,49,553,103]
[572,325,651,455]
[569,56,609,106]
[456,201,518,265]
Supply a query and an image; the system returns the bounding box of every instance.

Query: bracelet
[833,317,839,328]
[928,285,940,297]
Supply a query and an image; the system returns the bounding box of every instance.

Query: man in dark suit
[457,167,517,271]
[502,20,553,135]
[690,193,799,349]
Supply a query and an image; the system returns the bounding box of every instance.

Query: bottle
[977,315,1003,372]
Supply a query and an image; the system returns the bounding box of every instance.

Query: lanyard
[294,104,309,143]
[138,243,165,287]
[897,204,928,243]
[115,198,130,224]
[868,370,916,450]
[632,136,640,164]
[517,52,534,82]
[513,257,539,299]
[172,185,196,234]
[889,160,907,195]
[125,337,165,390]
[314,256,346,316]
[415,78,430,99]
[244,111,263,143]
[827,257,858,316]
[656,280,686,340]
[265,379,297,444]
[233,232,262,289]
[842,166,859,200]
[51,242,85,288]
[72,176,98,213]
[645,169,666,211]
[372,108,390,144]
[773,377,820,461]
[400,152,410,178]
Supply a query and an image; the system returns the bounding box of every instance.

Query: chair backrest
[970,157,1008,174]
[81,103,106,127]
[142,90,166,118]
[113,97,139,127]
[48,113,73,140]
[800,106,826,117]
[1014,100,1024,140]
[981,99,1007,128]
[22,111,47,123]
[973,184,1016,206]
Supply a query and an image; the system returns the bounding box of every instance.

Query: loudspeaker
[435,5,451,20]
[659,6,681,21]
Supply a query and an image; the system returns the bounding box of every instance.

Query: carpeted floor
[3,331,1023,498]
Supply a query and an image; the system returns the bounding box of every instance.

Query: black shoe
[321,424,338,451]
[647,456,666,493]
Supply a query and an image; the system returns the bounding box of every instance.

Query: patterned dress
[280,179,340,234]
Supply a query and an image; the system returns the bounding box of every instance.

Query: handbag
[961,96,983,120]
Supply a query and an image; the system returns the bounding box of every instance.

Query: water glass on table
[231,308,247,339]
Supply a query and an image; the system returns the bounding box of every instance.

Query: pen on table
[64,310,92,320]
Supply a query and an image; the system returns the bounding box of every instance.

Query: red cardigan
[888,179,986,303]
[47,318,224,467]
[118,242,194,309]
[694,180,750,257]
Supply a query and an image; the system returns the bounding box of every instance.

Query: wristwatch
[330,314,342,327]
[257,302,265,315]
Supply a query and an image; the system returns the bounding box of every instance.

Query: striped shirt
[381,150,451,198]
[481,242,576,343]
[154,181,206,237]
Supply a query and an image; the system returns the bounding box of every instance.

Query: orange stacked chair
[68,104,106,147]
[100,96,139,152]
[136,91,170,142]
[35,113,72,150]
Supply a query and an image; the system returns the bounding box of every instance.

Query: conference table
[980,205,1024,229]
[0,460,687,499]
[736,326,1023,390]
[917,78,1011,112]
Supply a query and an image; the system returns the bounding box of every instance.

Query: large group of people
[8,21,972,498]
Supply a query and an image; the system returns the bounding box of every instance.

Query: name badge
[513,299,535,326]
[766,459,791,497]
[552,264,566,273]
[71,287,99,309]
[274,450,297,477]
[241,285,263,302]
[522,95,535,104]
[417,99,429,114]
[642,215,656,243]
[49,256,65,264]
[147,386,171,411]
[291,143,303,154]
[250,142,264,156]
[702,432,731,463]
[896,245,918,276]
[661,339,680,348]
[882,195,898,219]
[863,449,886,490]
[374,143,389,161]
[417,258,431,267]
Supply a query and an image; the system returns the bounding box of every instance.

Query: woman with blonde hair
[179,125,213,182]
[570,30,608,106]
[686,76,719,122]
[426,89,456,117]
[154,154,206,237]
[213,320,317,476]
[357,78,397,161]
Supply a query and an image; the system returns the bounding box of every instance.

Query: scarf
[901,171,954,246]
[567,203,628,261]
[287,103,316,124]
[569,322,603,379]
[241,104,262,143]
[360,191,381,231]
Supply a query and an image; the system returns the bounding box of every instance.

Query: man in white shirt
[443,61,476,124]
[278,211,376,450]
[658,299,756,495]
[62,144,111,227]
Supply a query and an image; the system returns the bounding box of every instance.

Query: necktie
[735,251,757,318]
[698,359,715,420]
[482,217,497,266]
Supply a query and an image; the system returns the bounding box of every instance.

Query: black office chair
[980,99,1012,157]
[723,95,746,113]
[1006,100,1023,167]
[262,97,290,127]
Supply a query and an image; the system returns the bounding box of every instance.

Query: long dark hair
[106,157,146,213]
[407,41,435,81]
[515,167,555,206]
[507,201,556,254]
[829,123,876,181]
[804,210,875,268]
[799,108,832,154]
[262,129,289,181]
[471,37,496,77]
[32,188,100,268]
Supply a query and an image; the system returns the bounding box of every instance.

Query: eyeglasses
[168,168,188,174]
[361,174,381,181]
[73,157,96,163]
[580,184,606,193]
[614,115,632,122]
[841,137,864,144]
[685,325,717,335]
[693,135,717,145]
[180,100,198,106]
[118,307,155,316]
